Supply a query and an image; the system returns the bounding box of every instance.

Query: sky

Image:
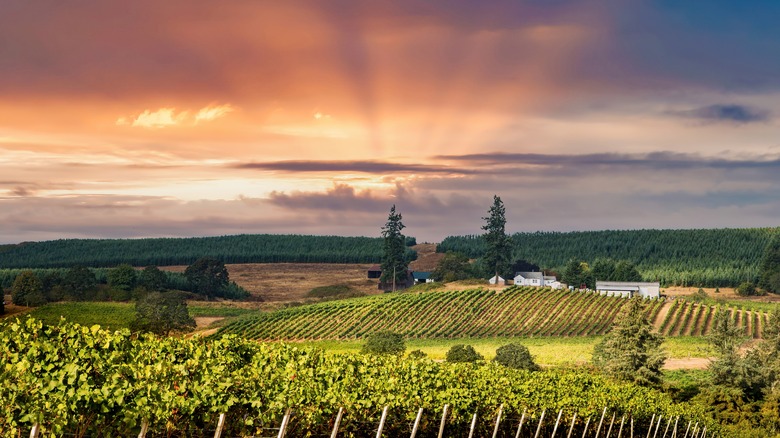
[2,1,780,244]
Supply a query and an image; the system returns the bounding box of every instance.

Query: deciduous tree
[129,291,195,336]
[184,257,229,299]
[138,265,168,291]
[107,264,137,292]
[11,270,46,307]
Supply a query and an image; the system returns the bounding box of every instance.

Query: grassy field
[292,336,712,365]
[17,301,259,330]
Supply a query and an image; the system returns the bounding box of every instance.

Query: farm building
[488,275,505,285]
[514,272,561,288]
[412,271,434,284]
[367,265,382,279]
[378,271,414,291]
[595,281,660,299]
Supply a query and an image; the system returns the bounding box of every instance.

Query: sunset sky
[2,1,780,243]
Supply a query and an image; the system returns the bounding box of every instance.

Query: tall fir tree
[481,195,513,282]
[592,298,666,386]
[380,205,409,288]
[759,232,780,293]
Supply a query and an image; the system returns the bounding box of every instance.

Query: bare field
[662,286,780,302]
[163,263,382,302]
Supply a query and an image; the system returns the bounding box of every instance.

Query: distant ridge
[439,227,778,287]
[0,234,415,268]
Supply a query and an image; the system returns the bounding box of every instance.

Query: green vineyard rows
[0,318,713,437]
[221,287,767,342]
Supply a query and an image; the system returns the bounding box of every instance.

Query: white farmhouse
[514,272,561,288]
[595,281,660,299]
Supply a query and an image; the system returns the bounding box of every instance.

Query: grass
[25,302,134,330]
[293,335,713,366]
[18,301,259,330]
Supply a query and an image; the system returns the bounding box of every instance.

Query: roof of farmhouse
[596,281,660,290]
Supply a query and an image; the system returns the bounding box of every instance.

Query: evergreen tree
[592,298,666,386]
[481,195,512,281]
[759,233,780,293]
[184,257,229,299]
[380,205,409,287]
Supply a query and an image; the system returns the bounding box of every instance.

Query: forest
[0,234,417,268]
[438,228,778,287]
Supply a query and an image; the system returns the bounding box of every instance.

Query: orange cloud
[117,104,234,128]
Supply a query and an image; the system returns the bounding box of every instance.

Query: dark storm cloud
[670,104,771,124]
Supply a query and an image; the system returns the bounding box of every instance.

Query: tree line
[0,234,417,269]
[3,258,250,308]
[438,228,778,287]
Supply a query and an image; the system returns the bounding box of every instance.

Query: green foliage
[592,298,666,386]
[361,331,405,355]
[380,205,410,285]
[446,344,484,363]
[481,195,513,279]
[11,270,46,307]
[439,228,776,287]
[689,288,710,303]
[130,291,196,336]
[62,265,97,300]
[407,349,427,359]
[107,263,137,292]
[431,251,473,282]
[759,233,780,294]
[0,318,711,437]
[494,343,540,371]
[736,282,758,296]
[137,265,168,291]
[306,284,364,300]
[184,257,229,299]
[561,259,593,289]
[218,286,710,340]
[590,258,641,283]
[0,234,415,268]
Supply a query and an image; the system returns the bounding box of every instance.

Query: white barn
[514,272,561,288]
[595,281,660,299]
[489,275,505,285]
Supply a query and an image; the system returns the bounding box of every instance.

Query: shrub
[689,288,709,303]
[306,285,364,300]
[494,343,540,371]
[362,331,405,356]
[408,349,427,359]
[445,344,483,363]
[736,282,757,297]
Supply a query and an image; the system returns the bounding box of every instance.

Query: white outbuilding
[595,281,660,299]
[489,275,505,285]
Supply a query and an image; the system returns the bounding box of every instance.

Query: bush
[408,349,427,359]
[445,344,483,363]
[689,288,709,303]
[361,331,405,356]
[306,284,364,300]
[494,343,540,371]
[736,282,758,297]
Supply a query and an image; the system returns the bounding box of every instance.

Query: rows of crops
[219,286,669,340]
[0,318,713,437]
[656,299,768,338]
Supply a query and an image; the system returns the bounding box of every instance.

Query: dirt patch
[409,243,444,272]
[663,357,711,370]
[163,263,382,302]
[194,316,224,328]
[662,286,780,303]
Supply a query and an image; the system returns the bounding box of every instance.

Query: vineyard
[438,228,777,287]
[218,286,768,341]
[655,299,768,338]
[0,318,715,437]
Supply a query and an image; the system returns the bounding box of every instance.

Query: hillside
[0,234,416,268]
[439,228,778,287]
[218,286,768,340]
